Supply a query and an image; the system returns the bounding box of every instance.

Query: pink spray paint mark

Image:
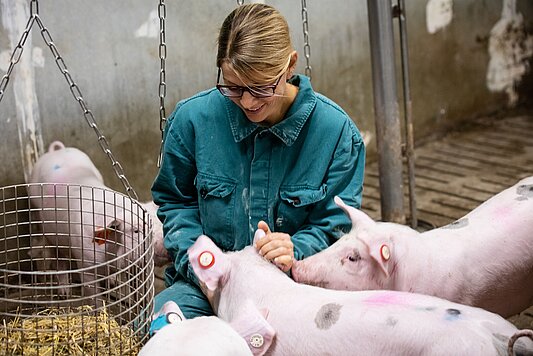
[363,292,407,306]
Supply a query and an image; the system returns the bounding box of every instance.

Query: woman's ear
[288,50,298,78]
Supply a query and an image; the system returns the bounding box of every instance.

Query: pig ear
[367,241,391,278]
[48,140,65,152]
[152,301,186,322]
[93,220,124,245]
[230,299,276,356]
[334,196,375,230]
[188,235,227,291]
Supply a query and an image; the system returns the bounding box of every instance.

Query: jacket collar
[225,75,317,146]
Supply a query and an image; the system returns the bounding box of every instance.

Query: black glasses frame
[216,68,283,98]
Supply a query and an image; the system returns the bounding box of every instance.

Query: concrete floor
[362,115,533,226]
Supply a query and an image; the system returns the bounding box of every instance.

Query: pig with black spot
[292,176,533,318]
[188,233,533,355]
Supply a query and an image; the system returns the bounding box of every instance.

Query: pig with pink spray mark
[291,176,533,318]
[188,232,533,355]
[27,141,169,295]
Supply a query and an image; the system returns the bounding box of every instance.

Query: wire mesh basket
[0,183,154,355]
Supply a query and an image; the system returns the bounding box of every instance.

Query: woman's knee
[154,280,214,319]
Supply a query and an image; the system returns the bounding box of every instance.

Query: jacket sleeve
[151,108,202,286]
[291,121,366,260]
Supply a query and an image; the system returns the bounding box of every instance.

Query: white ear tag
[198,251,215,269]
[250,333,264,348]
[380,244,391,261]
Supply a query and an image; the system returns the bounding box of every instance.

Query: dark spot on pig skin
[386,316,398,327]
[416,306,437,312]
[315,303,342,330]
[516,184,533,200]
[444,308,461,321]
[442,218,469,229]
[446,308,460,315]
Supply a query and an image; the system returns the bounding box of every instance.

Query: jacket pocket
[276,184,327,234]
[195,173,237,249]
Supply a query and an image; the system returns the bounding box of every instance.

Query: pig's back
[260,287,524,355]
[29,147,104,186]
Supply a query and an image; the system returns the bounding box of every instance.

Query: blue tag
[149,314,170,336]
[149,312,184,337]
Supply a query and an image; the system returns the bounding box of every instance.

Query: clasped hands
[254,220,294,272]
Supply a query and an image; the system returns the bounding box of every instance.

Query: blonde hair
[217,3,293,85]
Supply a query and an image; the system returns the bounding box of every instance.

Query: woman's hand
[255,220,294,272]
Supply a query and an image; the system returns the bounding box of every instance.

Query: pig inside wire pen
[0,183,154,355]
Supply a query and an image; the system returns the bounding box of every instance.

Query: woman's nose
[240,90,259,109]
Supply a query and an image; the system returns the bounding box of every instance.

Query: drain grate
[362,115,533,227]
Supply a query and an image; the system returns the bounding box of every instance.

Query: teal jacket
[152,75,365,286]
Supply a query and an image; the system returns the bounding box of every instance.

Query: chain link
[30,0,39,16]
[237,0,244,5]
[32,15,138,201]
[157,0,168,167]
[301,0,312,80]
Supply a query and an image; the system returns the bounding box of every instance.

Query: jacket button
[292,197,301,205]
[200,188,207,198]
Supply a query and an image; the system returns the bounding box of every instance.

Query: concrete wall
[0,0,532,202]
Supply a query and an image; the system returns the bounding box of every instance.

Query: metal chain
[0,0,39,105]
[301,0,312,80]
[0,0,138,200]
[237,0,244,5]
[0,16,36,105]
[34,15,139,201]
[157,0,167,167]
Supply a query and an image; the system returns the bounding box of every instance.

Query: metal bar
[366,0,405,223]
[396,0,418,228]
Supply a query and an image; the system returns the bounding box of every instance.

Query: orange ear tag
[198,251,215,269]
[93,227,108,246]
[380,244,391,261]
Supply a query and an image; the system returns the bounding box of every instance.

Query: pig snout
[291,260,331,289]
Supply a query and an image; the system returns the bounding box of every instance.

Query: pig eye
[347,250,361,262]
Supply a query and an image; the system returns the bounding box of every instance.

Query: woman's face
[220,62,289,127]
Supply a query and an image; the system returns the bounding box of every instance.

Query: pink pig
[140,200,171,267]
[188,233,533,355]
[27,141,144,296]
[291,176,533,318]
[139,300,274,356]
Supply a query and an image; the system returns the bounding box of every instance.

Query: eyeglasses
[216,68,282,98]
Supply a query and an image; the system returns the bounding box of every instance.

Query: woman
[151,3,365,321]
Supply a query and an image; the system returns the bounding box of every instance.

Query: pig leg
[29,234,73,297]
[154,280,214,319]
